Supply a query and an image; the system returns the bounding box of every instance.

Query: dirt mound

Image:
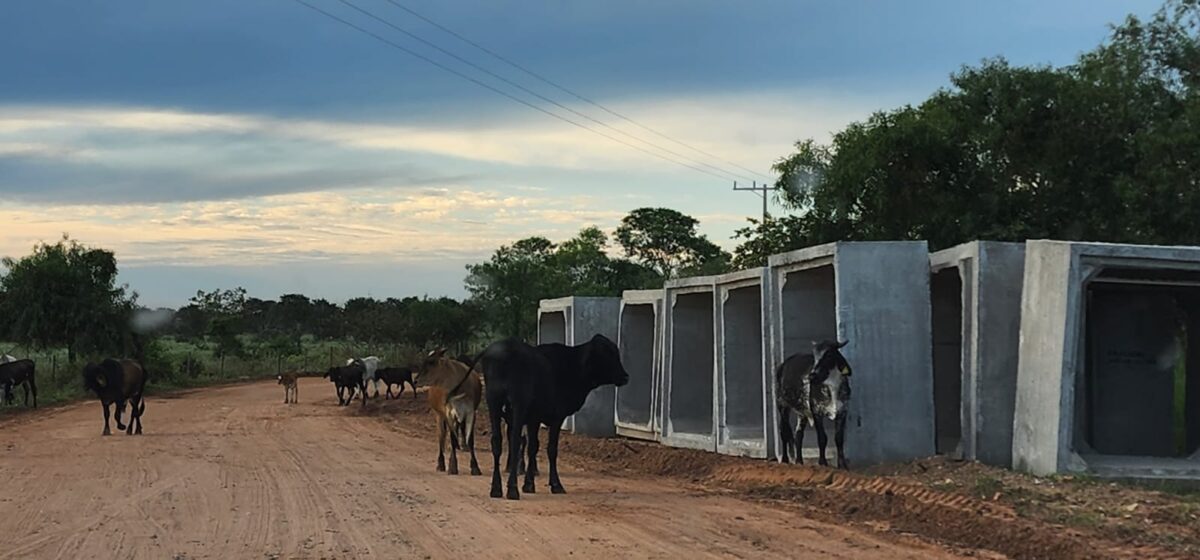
[366,398,1194,560]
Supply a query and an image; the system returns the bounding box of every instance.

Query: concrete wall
[1013,241,1200,479]
[768,242,935,466]
[662,276,718,451]
[715,268,771,458]
[537,296,621,437]
[616,290,664,441]
[930,241,1025,467]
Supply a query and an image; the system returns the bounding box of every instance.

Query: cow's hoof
[506,488,520,500]
[436,463,446,472]
[818,459,829,467]
[550,484,566,495]
[448,466,459,475]
[102,431,111,436]
[490,486,503,499]
[136,428,143,435]
[471,467,483,476]
[522,481,535,493]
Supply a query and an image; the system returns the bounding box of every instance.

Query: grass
[0,336,429,413]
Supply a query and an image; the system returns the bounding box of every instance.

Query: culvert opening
[931,267,964,455]
[1081,267,1200,459]
[618,303,656,428]
[780,265,836,453]
[723,285,765,442]
[669,291,714,436]
[538,310,567,345]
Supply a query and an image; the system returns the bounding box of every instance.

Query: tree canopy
[615,207,731,278]
[0,235,137,360]
[758,0,1200,253]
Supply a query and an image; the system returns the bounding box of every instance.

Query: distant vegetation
[2,1,1195,408]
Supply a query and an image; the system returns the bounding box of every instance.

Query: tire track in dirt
[1,379,975,559]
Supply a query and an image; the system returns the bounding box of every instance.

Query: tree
[465,236,565,340]
[615,208,731,278]
[0,235,137,361]
[731,216,810,269]
[767,0,1200,250]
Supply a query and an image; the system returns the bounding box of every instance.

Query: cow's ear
[836,339,849,349]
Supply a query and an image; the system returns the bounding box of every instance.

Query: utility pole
[733,181,779,222]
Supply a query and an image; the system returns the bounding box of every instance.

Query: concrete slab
[662,275,719,451]
[616,289,665,441]
[1013,241,1200,479]
[715,268,771,458]
[537,296,621,437]
[767,242,935,466]
[930,241,1025,467]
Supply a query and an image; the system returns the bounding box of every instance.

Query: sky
[0,0,1162,307]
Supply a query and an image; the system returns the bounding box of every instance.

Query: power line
[330,0,746,183]
[288,0,735,181]
[380,0,775,183]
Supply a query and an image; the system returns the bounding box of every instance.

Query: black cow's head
[81,362,111,396]
[811,339,851,381]
[582,334,629,388]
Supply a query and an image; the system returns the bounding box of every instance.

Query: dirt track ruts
[0,378,975,559]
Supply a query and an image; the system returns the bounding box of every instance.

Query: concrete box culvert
[662,276,719,451]
[767,241,935,467]
[715,268,772,458]
[1013,241,1200,480]
[616,289,665,441]
[537,296,621,437]
[930,241,1025,467]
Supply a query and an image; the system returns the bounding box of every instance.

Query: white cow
[347,356,382,398]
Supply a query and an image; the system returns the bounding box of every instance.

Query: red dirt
[0,379,974,559]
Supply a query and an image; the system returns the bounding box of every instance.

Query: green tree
[731,216,810,269]
[614,208,731,278]
[0,235,137,361]
[766,0,1200,250]
[465,236,566,340]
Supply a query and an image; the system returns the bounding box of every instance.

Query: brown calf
[415,348,482,476]
[277,371,299,404]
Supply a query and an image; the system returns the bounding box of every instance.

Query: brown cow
[415,348,482,476]
[277,371,299,404]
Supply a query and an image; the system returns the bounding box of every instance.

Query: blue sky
[0,0,1160,307]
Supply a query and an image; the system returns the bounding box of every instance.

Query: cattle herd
[0,335,855,500]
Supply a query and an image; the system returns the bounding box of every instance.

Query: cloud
[0,90,874,204]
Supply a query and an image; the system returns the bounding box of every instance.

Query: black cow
[82,359,147,436]
[324,363,367,407]
[0,359,37,408]
[376,366,417,399]
[478,334,629,500]
[776,340,853,469]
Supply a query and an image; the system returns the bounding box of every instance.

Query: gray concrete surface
[930,241,1025,467]
[767,242,935,466]
[1013,241,1200,479]
[616,289,665,441]
[715,268,771,458]
[538,296,621,437]
[662,276,719,451]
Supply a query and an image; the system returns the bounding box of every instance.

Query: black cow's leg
[506,406,525,500]
[814,416,830,467]
[834,412,848,470]
[468,418,482,476]
[777,406,793,464]
[794,416,808,465]
[102,400,112,436]
[410,381,418,399]
[359,380,368,407]
[522,422,539,493]
[488,396,504,498]
[125,398,135,435]
[436,417,447,472]
[134,396,145,435]
[547,422,565,494]
[115,399,128,432]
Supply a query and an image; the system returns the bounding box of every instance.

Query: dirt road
[0,379,972,559]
